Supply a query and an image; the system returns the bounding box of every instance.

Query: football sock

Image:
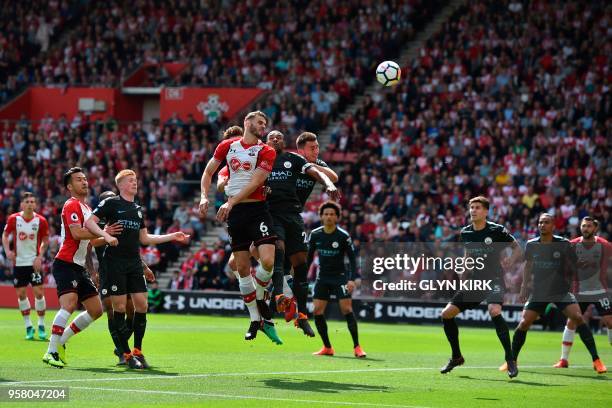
[126,313,134,340]
[18,297,32,328]
[345,312,359,347]
[254,263,273,301]
[133,312,147,350]
[442,318,461,359]
[292,263,309,314]
[48,309,71,353]
[492,315,513,361]
[576,323,599,361]
[271,247,285,297]
[511,328,527,360]
[314,314,331,348]
[239,275,260,321]
[107,314,123,352]
[560,325,575,360]
[112,311,132,354]
[60,311,94,345]
[35,296,46,327]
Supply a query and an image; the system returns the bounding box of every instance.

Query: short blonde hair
[115,169,137,185]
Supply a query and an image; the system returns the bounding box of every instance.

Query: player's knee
[113,303,127,313]
[568,314,583,326]
[518,319,532,331]
[89,304,103,320]
[441,307,456,320]
[488,306,502,317]
[341,306,353,315]
[603,316,612,328]
[260,256,274,271]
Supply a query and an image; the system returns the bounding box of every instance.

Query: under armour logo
[164,295,186,311]
[374,303,383,319]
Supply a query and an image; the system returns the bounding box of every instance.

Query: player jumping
[199,111,281,344]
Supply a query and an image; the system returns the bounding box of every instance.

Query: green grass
[0,308,609,407]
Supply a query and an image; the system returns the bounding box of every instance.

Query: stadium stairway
[156,188,225,288]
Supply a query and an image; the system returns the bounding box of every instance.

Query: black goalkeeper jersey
[91,195,145,259]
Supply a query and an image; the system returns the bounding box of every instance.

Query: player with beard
[199,111,281,344]
[553,216,610,370]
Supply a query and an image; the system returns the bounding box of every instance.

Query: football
[376,60,401,86]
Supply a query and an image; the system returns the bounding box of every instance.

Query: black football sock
[576,323,599,361]
[344,312,359,347]
[443,318,461,359]
[106,314,122,352]
[511,328,527,360]
[272,247,285,298]
[492,315,513,361]
[292,263,309,314]
[125,313,134,340]
[314,314,331,348]
[112,311,131,354]
[133,312,147,351]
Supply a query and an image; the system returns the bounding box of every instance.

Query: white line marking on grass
[0,365,591,386]
[69,386,429,408]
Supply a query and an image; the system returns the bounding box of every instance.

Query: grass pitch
[0,308,609,407]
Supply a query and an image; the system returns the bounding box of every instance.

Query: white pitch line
[0,365,591,386]
[69,386,429,408]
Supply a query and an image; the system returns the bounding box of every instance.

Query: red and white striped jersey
[56,197,92,267]
[570,236,610,295]
[212,137,276,201]
[3,212,49,266]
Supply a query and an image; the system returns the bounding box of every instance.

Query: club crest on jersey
[332,241,339,248]
[138,211,142,218]
[284,161,292,169]
[553,251,561,258]
[484,237,493,245]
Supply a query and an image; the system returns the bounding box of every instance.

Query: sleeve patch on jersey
[70,213,79,222]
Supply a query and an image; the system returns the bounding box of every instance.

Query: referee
[85,170,189,369]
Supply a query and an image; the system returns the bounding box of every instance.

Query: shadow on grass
[257,378,392,394]
[68,366,179,376]
[521,370,610,381]
[458,375,562,387]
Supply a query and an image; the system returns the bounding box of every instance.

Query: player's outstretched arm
[200,158,222,217]
[305,166,340,201]
[83,215,118,245]
[312,164,338,183]
[139,228,190,246]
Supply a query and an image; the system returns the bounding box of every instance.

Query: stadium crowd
[1,1,609,302]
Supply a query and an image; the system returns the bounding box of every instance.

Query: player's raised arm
[305,165,340,201]
[83,214,118,246]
